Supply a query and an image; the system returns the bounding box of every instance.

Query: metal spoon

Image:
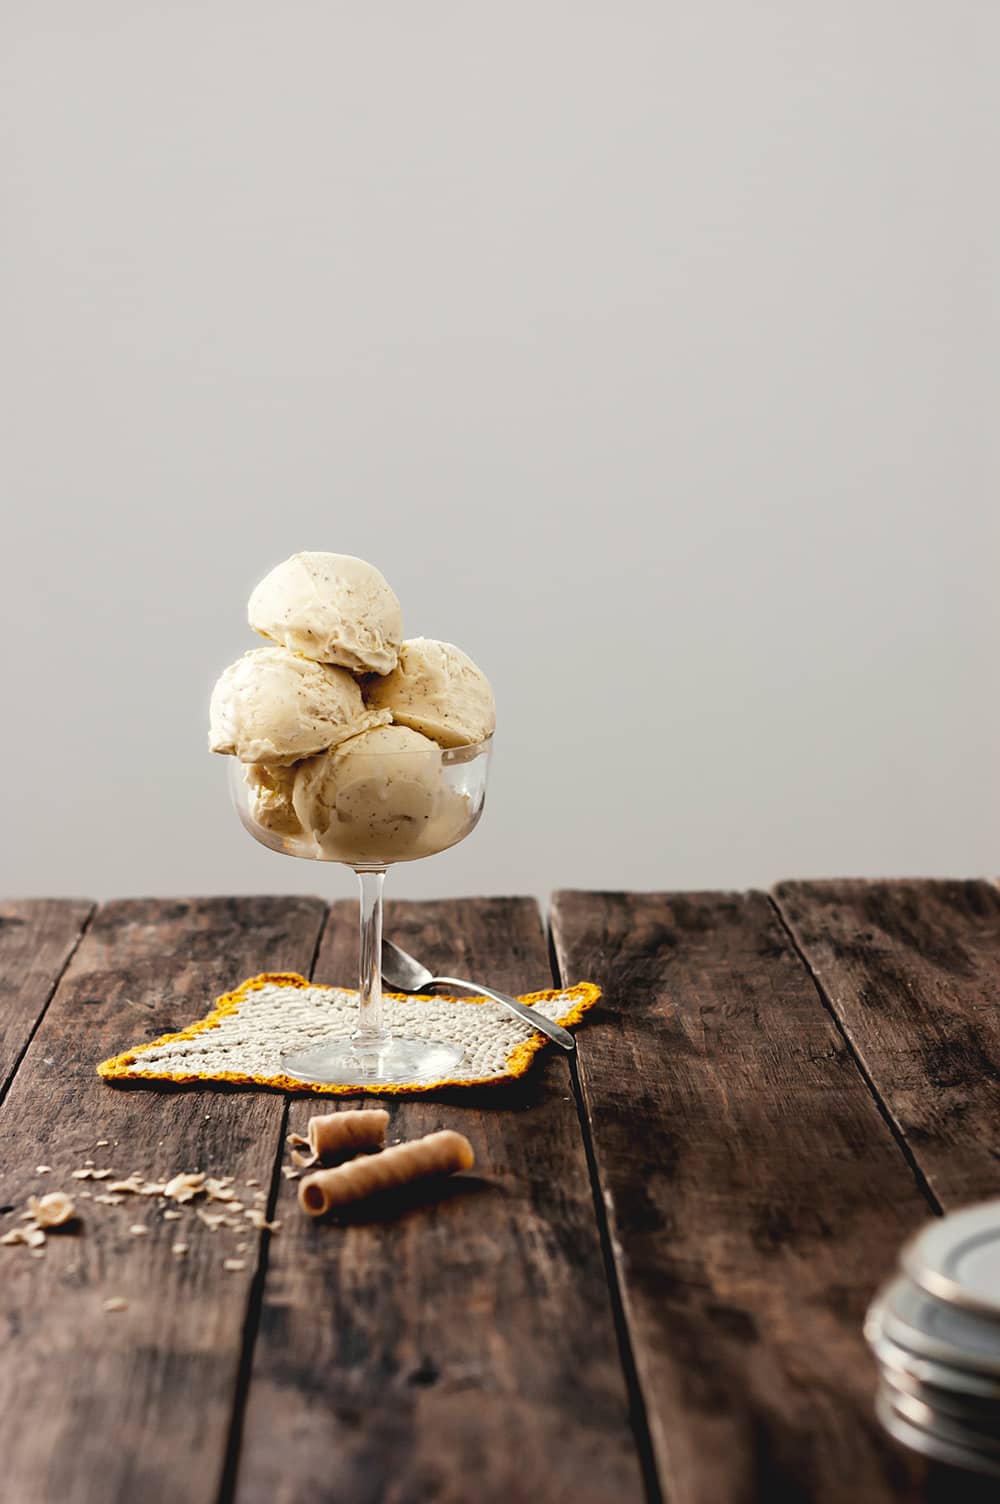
[381,937,576,1052]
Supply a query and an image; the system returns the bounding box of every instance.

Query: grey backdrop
[2,1,997,904]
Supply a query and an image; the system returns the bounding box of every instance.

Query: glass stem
[353,867,389,1047]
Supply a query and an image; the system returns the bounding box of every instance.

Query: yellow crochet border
[97,972,601,1096]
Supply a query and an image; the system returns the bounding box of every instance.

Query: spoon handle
[432,976,576,1052]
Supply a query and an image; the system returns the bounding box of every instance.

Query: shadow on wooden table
[307,1170,494,1225]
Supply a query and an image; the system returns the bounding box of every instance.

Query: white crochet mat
[98,972,601,1095]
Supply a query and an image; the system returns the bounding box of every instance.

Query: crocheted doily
[98,972,601,1095]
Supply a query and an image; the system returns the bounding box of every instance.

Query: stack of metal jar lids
[865,1200,1000,1477]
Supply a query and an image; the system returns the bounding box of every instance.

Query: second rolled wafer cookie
[307,1108,389,1161]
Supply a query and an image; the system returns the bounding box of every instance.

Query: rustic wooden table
[1,881,998,1504]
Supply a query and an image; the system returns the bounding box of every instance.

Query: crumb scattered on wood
[28,1192,75,1228]
[163,1172,205,1203]
[3,1191,77,1250]
[2,1147,284,1276]
[244,1209,280,1231]
[204,1178,234,1201]
[102,1297,128,1313]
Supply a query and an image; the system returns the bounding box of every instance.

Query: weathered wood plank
[772,879,1000,1211]
[0,899,93,1100]
[234,896,645,1504]
[0,895,327,1504]
[549,889,932,1504]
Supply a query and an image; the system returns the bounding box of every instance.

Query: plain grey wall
[2,1,997,905]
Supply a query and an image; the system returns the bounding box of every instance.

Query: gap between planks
[766,892,942,1220]
[772,878,1000,1215]
[215,902,334,1504]
[0,901,96,1112]
[549,923,666,1504]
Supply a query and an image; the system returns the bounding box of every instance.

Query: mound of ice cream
[248,552,403,675]
[292,724,467,862]
[364,638,496,748]
[209,647,389,764]
[210,552,493,863]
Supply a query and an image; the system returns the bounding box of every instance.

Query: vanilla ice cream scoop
[209,647,389,765]
[293,724,468,863]
[364,638,495,748]
[248,552,403,675]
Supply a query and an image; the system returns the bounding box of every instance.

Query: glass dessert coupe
[228,737,492,1086]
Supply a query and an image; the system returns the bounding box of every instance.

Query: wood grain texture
[234,896,644,1504]
[772,879,1000,1211]
[0,895,327,1504]
[0,899,93,1099]
[549,889,933,1504]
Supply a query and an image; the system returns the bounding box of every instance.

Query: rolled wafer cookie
[298,1130,474,1217]
[307,1108,390,1161]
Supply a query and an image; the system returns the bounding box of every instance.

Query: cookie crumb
[103,1297,128,1313]
[164,1173,206,1203]
[28,1192,75,1228]
[244,1209,280,1232]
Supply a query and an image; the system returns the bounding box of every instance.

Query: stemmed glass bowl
[228,736,491,1086]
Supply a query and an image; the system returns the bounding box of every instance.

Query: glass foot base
[280,1035,464,1087]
